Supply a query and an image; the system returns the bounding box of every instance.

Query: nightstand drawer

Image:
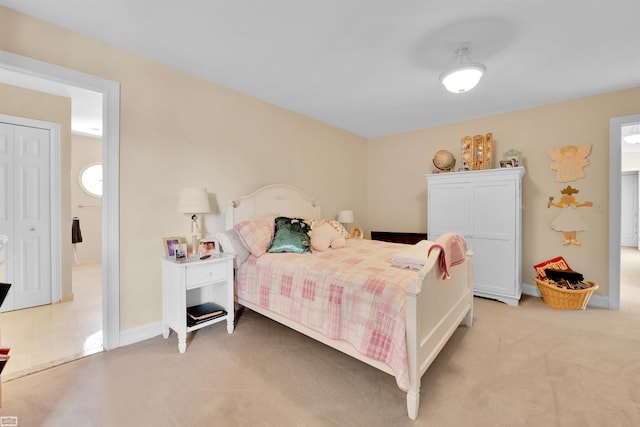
[186,262,227,288]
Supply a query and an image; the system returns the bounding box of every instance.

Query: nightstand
[161,254,234,353]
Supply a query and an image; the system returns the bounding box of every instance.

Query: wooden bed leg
[407,390,419,420]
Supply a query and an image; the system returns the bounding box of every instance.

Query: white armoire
[426,167,525,306]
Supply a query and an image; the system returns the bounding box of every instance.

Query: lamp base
[190,233,200,258]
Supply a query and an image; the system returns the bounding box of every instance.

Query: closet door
[0,123,51,311]
[0,124,15,297]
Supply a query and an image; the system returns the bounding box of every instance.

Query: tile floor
[620,246,640,311]
[0,263,102,380]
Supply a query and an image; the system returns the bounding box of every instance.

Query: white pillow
[216,229,250,266]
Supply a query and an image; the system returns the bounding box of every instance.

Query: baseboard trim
[119,322,163,348]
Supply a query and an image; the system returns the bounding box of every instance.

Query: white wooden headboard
[226,184,321,230]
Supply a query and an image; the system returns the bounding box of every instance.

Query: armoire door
[427,180,470,239]
[471,179,517,297]
[0,123,52,311]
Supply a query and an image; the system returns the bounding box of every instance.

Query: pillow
[234,217,275,257]
[268,217,312,254]
[310,222,342,252]
[328,220,351,240]
[216,229,251,266]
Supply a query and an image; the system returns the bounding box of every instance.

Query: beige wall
[0,82,73,300]
[0,6,367,330]
[368,88,640,296]
[71,134,102,264]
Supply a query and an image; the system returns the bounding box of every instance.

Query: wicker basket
[534,278,599,310]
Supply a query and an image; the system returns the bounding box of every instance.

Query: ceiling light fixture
[440,44,486,94]
[623,124,640,144]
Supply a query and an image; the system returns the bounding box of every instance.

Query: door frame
[620,170,639,247]
[609,113,640,310]
[0,50,121,350]
[0,116,61,308]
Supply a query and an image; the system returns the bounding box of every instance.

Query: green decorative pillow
[268,217,312,254]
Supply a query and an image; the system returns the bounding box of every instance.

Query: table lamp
[338,210,354,230]
[178,187,211,257]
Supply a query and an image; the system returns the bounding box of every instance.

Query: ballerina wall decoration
[547,185,593,245]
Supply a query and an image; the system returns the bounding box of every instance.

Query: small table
[161,254,234,353]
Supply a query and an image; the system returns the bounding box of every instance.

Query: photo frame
[500,159,515,168]
[198,239,216,257]
[502,149,522,168]
[175,243,188,261]
[163,236,187,257]
[349,226,364,239]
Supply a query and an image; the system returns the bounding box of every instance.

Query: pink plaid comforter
[237,239,420,391]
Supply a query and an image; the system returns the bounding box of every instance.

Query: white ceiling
[1,0,639,138]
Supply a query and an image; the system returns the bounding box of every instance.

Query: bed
[223,184,473,420]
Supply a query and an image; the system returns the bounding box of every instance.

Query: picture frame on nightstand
[198,239,216,257]
[163,236,186,257]
[174,243,188,260]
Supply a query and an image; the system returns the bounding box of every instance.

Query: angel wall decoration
[548,185,593,245]
[547,144,591,182]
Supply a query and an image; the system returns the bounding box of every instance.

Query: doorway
[610,113,640,311]
[0,50,120,355]
[0,104,104,378]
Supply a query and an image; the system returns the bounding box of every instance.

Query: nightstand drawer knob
[186,263,226,287]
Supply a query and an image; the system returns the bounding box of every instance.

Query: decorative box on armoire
[426,167,525,306]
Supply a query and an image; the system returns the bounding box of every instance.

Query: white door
[0,123,51,311]
[621,171,639,248]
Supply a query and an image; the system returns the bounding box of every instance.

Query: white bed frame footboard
[228,184,474,420]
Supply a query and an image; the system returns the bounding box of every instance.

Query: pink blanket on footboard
[237,239,421,391]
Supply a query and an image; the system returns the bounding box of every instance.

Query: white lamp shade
[440,64,486,93]
[178,187,211,214]
[338,210,354,224]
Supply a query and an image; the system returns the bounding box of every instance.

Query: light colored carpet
[1,288,638,427]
